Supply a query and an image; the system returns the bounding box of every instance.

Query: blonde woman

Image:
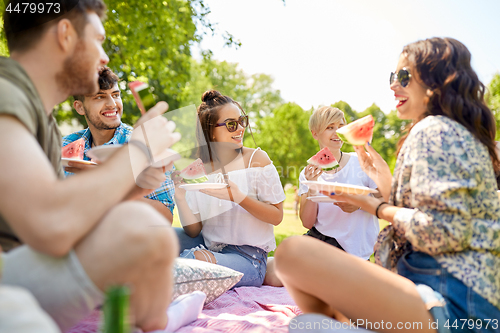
[299,106,381,258]
[264,107,380,287]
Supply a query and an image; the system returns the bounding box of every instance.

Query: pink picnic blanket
[67,286,302,333]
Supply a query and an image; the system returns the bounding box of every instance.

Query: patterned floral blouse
[375,115,500,310]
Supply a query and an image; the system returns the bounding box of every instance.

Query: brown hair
[4,0,107,53]
[196,90,252,163]
[396,37,499,171]
[73,66,119,101]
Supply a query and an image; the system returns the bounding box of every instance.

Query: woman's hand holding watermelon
[353,143,392,201]
[304,164,323,181]
[171,170,187,198]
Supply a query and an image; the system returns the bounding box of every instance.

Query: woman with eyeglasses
[172,90,286,288]
[274,37,500,332]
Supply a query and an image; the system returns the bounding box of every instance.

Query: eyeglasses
[389,67,412,88]
[215,115,249,132]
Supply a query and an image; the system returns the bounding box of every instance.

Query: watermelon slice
[307,147,339,171]
[129,81,156,114]
[179,158,208,184]
[336,115,374,146]
[62,138,85,160]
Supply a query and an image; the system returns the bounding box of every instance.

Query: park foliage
[1,0,500,185]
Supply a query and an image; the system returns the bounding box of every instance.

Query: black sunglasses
[215,115,249,132]
[389,67,412,88]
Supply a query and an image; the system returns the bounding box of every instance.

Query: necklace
[334,151,343,173]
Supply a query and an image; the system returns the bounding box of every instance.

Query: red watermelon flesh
[307,147,339,171]
[61,138,85,160]
[180,158,208,183]
[336,115,374,146]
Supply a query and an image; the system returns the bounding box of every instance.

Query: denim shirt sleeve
[144,169,176,213]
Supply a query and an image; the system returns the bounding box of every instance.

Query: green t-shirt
[0,57,64,251]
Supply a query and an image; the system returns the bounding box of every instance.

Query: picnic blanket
[67,286,302,333]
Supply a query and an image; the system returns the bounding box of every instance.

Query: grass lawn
[172,189,390,258]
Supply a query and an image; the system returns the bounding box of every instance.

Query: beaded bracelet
[375,202,387,219]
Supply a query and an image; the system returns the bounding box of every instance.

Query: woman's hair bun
[201,90,223,103]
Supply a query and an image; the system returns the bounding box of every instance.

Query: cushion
[172,258,243,304]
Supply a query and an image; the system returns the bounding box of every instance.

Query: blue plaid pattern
[62,123,175,213]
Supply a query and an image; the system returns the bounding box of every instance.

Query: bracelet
[375,202,387,219]
[128,140,152,162]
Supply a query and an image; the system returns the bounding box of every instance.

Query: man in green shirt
[0,1,204,332]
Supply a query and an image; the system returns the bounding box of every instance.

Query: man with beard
[0,1,205,332]
[63,67,175,222]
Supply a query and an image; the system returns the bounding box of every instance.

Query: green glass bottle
[103,285,131,333]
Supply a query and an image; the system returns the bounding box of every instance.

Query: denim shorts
[175,228,268,288]
[397,251,500,333]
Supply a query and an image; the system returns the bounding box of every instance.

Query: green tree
[0,0,241,127]
[331,100,357,123]
[487,73,500,139]
[0,16,7,57]
[179,57,282,118]
[251,103,316,185]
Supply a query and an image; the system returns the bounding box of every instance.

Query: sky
[195,0,500,114]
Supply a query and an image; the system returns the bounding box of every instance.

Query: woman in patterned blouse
[275,37,500,332]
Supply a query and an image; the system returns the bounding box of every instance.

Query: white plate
[307,196,340,203]
[87,145,180,168]
[87,144,123,162]
[61,158,97,167]
[301,181,378,195]
[179,183,228,191]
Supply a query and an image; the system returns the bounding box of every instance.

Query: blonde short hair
[309,106,346,135]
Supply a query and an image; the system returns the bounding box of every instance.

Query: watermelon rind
[306,157,339,170]
[321,164,340,171]
[182,175,209,184]
[336,115,374,146]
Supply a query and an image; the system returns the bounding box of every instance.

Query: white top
[186,154,286,252]
[299,153,379,260]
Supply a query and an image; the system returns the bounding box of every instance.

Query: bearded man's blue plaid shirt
[62,123,175,213]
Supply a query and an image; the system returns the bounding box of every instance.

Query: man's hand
[129,102,181,182]
[124,166,168,201]
[131,102,181,161]
[135,166,167,190]
[64,161,98,174]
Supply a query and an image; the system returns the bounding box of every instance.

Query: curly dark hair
[73,66,119,101]
[195,90,249,164]
[397,37,499,171]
